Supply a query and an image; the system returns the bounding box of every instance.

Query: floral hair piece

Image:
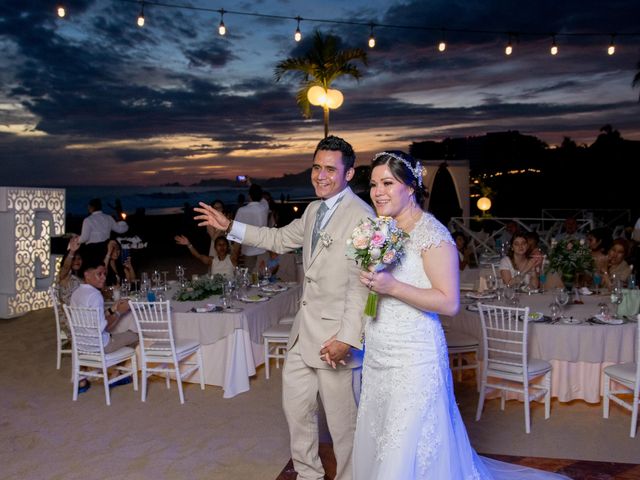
[373,151,423,187]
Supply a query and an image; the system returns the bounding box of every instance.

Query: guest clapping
[175,235,237,278]
[104,240,136,287]
[499,232,541,288]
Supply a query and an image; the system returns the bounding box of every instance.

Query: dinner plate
[594,314,624,325]
[527,311,546,322]
[261,284,288,293]
[241,295,269,303]
[560,317,582,325]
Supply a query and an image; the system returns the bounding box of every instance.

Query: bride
[353,151,569,479]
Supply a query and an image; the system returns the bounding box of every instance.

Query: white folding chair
[63,305,138,406]
[476,303,552,433]
[603,316,640,437]
[262,323,292,379]
[129,300,204,404]
[49,286,71,371]
[445,330,480,390]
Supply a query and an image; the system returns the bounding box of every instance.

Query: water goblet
[598,302,609,317]
[610,285,623,307]
[152,269,161,289]
[120,278,130,298]
[503,285,516,305]
[486,273,496,291]
[549,303,560,322]
[555,288,570,316]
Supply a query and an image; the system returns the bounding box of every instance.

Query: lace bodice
[377,212,454,324]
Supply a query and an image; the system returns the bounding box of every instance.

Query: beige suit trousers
[283,341,357,480]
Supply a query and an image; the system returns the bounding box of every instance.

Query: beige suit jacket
[242,187,374,369]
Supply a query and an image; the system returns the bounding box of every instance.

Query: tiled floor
[277,444,640,479]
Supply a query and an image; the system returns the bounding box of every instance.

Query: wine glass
[610,285,623,308]
[549,303,560,322]
[152,269,161,290]
[486,273,496,291]
[555,288,570,315]
[503,285,516,305]
[120,278,130,298]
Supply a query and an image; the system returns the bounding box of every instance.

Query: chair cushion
[488,357,551,377]
[263,324,292,338]
[445,331,479,348]
[605,363,638,385]
[144,339,199,358]
[79,346,135,364]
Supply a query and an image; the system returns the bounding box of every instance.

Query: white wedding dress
[352,212,569,480]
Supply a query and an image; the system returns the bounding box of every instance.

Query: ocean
[64,185,316,216]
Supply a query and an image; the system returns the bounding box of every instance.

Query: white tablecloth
[116,284,301,398]
[444,291,637,403]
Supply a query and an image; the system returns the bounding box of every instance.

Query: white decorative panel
[0,187,65,318]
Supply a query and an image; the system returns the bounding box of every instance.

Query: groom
[195,136,373,480]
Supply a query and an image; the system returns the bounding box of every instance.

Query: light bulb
[137,13,145,27]
[607,44,615,55]
[505,44,513,55]
[218,21,226,35]
[368,35,376,48]
[294,17,302,42]
[438,41,446,52]
[57,5,66,18]
[550,37,558,55]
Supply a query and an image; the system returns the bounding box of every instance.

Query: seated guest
[452,231,472,270]
[602,238,632,289]
[175,234,237,278]
[58,235,85,305]
[499,231,541,289]
[525,231,544,260]
[70,258,138,392]
[586,227,612,274]
[104,240,136,287]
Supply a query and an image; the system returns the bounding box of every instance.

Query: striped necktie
[311,202,329,251]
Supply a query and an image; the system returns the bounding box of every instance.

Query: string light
[505,34,513,55]
[294,16,302,42]
[607,35,616,55]
[550,35,558,55]
[54,1,638,56]
[137,2,145,27]
[218,8,226,36]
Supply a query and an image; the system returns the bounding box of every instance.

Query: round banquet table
[443,290,637,403]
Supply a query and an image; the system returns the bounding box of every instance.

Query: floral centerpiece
[546,238,594,288]
[174,274,225,301]
[346,216,409,317]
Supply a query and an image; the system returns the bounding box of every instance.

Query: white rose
[370,247,381,260]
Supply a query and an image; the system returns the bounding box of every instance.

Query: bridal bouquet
[346,216,409,317]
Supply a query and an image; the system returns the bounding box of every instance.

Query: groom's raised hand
[194,202,230,231]
[320,335,351,369]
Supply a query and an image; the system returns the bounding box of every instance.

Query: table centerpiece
[546,238,594,290]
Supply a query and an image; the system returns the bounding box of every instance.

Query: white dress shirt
[70,283,110,346]
[232,200,269,256]
[79,211,129,244]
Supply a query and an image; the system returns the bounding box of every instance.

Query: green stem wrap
[364,291,379,317]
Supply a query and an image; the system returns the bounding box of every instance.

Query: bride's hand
[359,270,395,295]
[194,202,230,230]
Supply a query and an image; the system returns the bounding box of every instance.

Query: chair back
[128,300,177,362]
[62,305,106,355]
[49,286,66,335]
[478,303,531,382]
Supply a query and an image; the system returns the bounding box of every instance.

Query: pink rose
[382,249,396,264]
[371,231,386,247]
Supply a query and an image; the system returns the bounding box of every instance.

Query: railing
[449,216,594,265]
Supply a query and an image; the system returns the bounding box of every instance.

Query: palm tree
[633,60,640,101]
[274,31,367,138]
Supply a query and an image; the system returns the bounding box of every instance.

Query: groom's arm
[229,212,307,254]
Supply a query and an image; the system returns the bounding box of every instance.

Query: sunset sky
[1,0,639,186]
